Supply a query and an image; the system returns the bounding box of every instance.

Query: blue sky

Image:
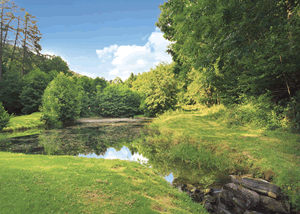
[13,0,173,80]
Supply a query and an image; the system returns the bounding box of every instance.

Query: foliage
[0,63,24,114]
[124,72,137,88]
[156,0,300,129]
[132,62,178,117]
[142,107,300,209]
[95,84,141,117]
[42,56,70,75]
[0,102,10,132]
[41,73,82,128]
[76,76,108,117]
[20,68,51,115]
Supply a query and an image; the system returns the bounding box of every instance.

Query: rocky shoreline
[176,174,299,214]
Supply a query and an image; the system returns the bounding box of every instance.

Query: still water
[0,120,174,183]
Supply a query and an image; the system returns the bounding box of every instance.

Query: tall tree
[9,6,25,69]
[21,11,41,75]
[0,0,17,81]
[156,0,300,105]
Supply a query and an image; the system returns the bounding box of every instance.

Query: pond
[0,118,229,187]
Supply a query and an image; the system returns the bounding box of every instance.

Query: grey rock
[230,175,281,199]
[259,196,289,213]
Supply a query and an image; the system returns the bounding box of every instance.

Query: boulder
[230,175,281,199]
[259,196,290,213]
[222,184,260,210]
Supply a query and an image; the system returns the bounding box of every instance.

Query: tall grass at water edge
[140,103,300,209]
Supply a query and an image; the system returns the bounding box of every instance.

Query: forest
[0,0,300,213]
[0,0,299,133]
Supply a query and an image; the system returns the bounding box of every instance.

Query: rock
[225,183,239,190]
[205,195,217,204]
[259,196,289,213]
[221,184,261,211]
[230,175,281,199]
[213,202,233,214]
[240,188,260,208]
[243,211,263,214]
[204,202,214,211]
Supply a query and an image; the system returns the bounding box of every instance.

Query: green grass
[0,152,207,214]
[3,112,44,132]
[140,105,300,209]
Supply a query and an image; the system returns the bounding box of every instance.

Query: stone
[243,211,263,214]
[221,184,261,211]
[230,175,281,199]
[240,187,260,208]
[259,196,289,213]
[213,202,233,214]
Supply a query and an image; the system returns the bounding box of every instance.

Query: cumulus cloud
[95,28,173,79]
[96,44,118,59]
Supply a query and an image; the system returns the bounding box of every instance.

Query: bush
[41,73,82,128]
[0,102,10,132]
[95,84,141,117]
[132,62,178,117]
[20,68,51,115]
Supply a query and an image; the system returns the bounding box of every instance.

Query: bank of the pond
[0,152,207,214]
[2,112,44,133]
[135,107,300,210]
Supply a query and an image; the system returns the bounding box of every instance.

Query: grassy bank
[136,105,300,209]
[0,152,207,214]
[3,112,44,132]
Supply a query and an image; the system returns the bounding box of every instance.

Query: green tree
[132,62,178,117]
[20,68,50,115]
[95,84,140,118]
[156,0,300,106]
[0,62,24,114]
[41,72,82,128]
[0,102,10,132]
[41,55,70,75]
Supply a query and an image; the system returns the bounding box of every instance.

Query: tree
[132,62,178,117]
[20,68,51,115]
[0,102,10,132]
[41,72,82,128]
[124,72,137,88]
[21,11,42,75]
[0,0,17,81]
[95,84,141,118]
[41,55,70,75]
[156,0,300,106]
[0,62,24,114]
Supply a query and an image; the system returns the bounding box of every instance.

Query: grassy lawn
[143,106,300,209]
[0,152,207,214]
[3,112,44,132]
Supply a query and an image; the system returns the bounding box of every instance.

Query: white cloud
[109,68,119,75]
[95,28,173,79]
[96,44,118,59]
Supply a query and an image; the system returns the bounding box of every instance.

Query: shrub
[20,68,51,115]
[95,84,141,117]
[41,73,82,128]
[0,102,10,132]
[132,62,178,117]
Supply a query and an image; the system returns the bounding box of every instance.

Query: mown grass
[3,112,44,132]
[0,152,207,214]
[141,105,300,209]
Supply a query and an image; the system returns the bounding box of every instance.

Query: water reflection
[78,146,148,164]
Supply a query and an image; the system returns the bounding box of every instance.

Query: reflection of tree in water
[39,122,143,156]
[0,134,43,154]
[0,122,144,156]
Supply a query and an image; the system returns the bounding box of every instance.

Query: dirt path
[77,118,152,123]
